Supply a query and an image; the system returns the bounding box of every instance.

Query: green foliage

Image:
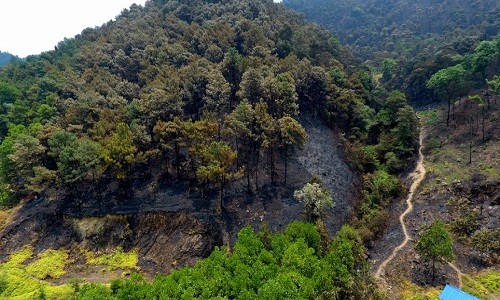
[462,270,500,299]
[285,0,499,104]
[426,64,467,96]
[74,284,114,300]
[48,131,103,185]
[293,182,334,222]
[471,229,500,262]
[100,123,136,179]
[74,222,381,300]
[364,170,403,207]
[399,280,441,300]
[197,140,242,208]
[416,220,454,280]
[0,52,17,67]
[284,221,321,255]
[0,0,411,215]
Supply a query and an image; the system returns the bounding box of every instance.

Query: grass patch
[399,280,441,300]
[84,247,138,271]
[26,249,69,280]
[0,246,73,300]
[462,269,500,299]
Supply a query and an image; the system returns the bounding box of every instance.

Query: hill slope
[283,0,500,103]
[0,0,420,298]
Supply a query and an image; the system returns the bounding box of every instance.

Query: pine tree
[416,220,454,281]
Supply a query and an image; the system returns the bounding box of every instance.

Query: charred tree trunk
[469,114,474,164]
[283,148,288,186]
[432,260,436,282]
[446,97,451,126]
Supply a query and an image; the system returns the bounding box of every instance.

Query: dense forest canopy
[0,52,17,67]
[283,0,500,104]
[0,0,417,216]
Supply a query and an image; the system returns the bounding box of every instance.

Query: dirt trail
[374,130,426,283]
[447,262,463,288]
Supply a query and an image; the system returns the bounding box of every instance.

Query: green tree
[197,141,242,211]
[153,118,185,178]
[278,116,307,185]
[57,139,103,184]
[203,70,231,139]
[0,82,20,137]
[486,75,500,108]
[254,101,276,185]
[221,47,244,107]
[381,58,397,81]
[238,68,264,105]
[293,182,334,222]
[426,64,467,126]
[328,225,367,298]
[416,220,454,281]
[101,123,137,180]
[224,100,255,192]
[8,134,45,193]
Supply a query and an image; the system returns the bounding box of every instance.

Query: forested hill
[0,0,350,206]
[0,0,423,298]
[284,0,499,59]
[0,0,417,229]
[283,0,499,104]
[0,51,16,66]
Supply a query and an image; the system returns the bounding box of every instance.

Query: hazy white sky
[0,0,146,57]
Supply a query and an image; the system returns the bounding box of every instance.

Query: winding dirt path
[374,130,426,283]
[448,262,463,288]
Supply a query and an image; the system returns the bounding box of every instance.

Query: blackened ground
[0,114,359,275]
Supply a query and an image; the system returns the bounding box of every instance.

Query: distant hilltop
[0,51,18,66]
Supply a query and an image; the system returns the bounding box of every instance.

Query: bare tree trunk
[284,149,288,186]
[482,111,485,141]
[255,151,259,189]
[432,260,435,281]
[469,115,474,164]
[452,100,455,121]
[219,176,225,213]
[269,147,275,184]
[446,98,451,126]
[246,146,251,193]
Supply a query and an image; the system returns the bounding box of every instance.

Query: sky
[0,0,147,58]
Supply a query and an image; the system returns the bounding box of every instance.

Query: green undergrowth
[399,280,441,300]
[84,247,139,271]
[462,269,500,299]
[0,246,72,300]
[26,249,69,280]
[0,246,139,299]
